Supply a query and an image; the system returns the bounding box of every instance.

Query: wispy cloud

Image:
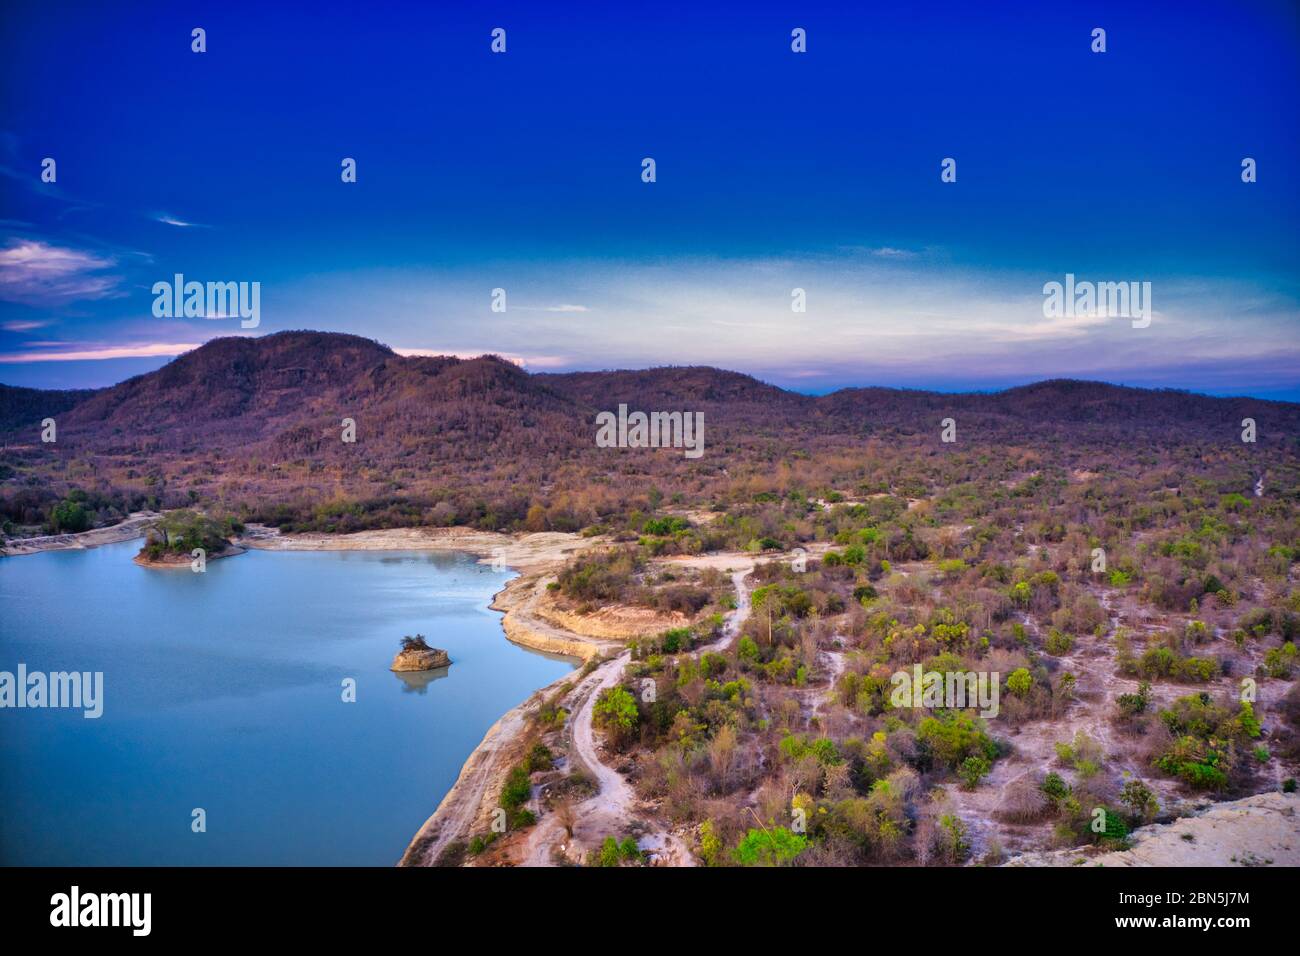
[0,239,122,304]
[0,342,201,363]
[836,244,926,260]
[154,213,209,228]
[511,303,592,313]
[2,319,50,332]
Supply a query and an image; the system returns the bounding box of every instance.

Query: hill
[2,331,1297,533]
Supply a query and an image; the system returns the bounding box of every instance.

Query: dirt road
[522,568,753,865]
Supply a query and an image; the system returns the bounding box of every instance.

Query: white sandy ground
[240,524,601,571]
[0,511,160,555]
[945,582,1299,863]
[1006,791,1300,866]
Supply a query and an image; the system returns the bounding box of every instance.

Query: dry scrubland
[3,331,1299,866]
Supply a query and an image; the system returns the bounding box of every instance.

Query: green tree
[1006,668,1033,696]
[959,755,991,790]
[732,826,807,866]
[48,499,91,533]
[593,686,639,747]
[1119,779,1159,824]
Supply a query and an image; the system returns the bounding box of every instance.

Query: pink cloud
[0,239,121,304]
[0,342,202,362]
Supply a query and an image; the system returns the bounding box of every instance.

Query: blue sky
[1,0,1297,398]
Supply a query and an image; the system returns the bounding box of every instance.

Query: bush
[1117,681,1151,717]
[997,774,1050,822]
[917,711,998,770]
[936,814,970,864]
[1041,771,1070,803]
[593,686,639,747]
[1119,779,1159,823]
[1095,807,1129,845]
[732,826,807,866]
[698,821,724,865]
[1044,629,1074,655]
[1264,642,1297,678]
[500,765,532,811]
[511,808,537,829]
[959,755,991,790]
[522,742,553,773]
[557,549,642,603]
[1152,694,1241,790]
[642,516,690,536]
[659,627,690,654]
[1006,668,1033,696]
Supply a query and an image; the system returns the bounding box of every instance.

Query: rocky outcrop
[1005,791,1300,866]
[390,645,451,672]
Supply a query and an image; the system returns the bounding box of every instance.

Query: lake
[0,541,576,865]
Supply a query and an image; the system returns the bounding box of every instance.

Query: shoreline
[4,513,615,864]
[133,543,247,568]
[6,514,1291,867]
[1,511,161,556]
[398,569,623,866]
[1,518,787,866]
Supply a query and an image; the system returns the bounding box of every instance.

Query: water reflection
[393,666,450,694]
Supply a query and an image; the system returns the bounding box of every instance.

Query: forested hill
[1,331,1295,532]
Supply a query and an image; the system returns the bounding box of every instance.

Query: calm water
[0,541,576,865]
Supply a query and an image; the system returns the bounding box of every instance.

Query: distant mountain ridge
[4,331,1296,441]
[2,331,1295,531]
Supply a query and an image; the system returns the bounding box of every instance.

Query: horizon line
[2,329,1297,407]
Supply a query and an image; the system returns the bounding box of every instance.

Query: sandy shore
[1,511,161,556]
[399,569,619,866]
[6,514,779,867]
[240,523,599,572]
[8,514,616,864]
[399,554,771,867]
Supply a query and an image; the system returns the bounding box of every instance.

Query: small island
[390,634,451,672]
[134,510,245,567]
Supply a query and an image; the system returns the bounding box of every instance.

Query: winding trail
[522,568,753,865]
[400,572,615,867]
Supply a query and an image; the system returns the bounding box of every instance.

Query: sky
[1,0,1297,398]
